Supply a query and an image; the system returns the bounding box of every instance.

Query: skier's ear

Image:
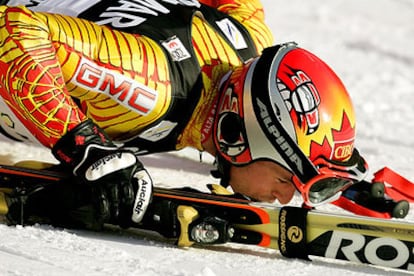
[219,112,244,144]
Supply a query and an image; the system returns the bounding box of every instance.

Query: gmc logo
[72,57,158,115]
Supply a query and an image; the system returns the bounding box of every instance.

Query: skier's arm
[0,5,86,147]
[0,6,152,228]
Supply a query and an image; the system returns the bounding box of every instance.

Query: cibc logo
[332,139,354,162]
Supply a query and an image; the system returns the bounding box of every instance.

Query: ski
[140,186,414,272]
[0,163,414,272]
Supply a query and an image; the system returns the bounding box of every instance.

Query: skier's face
[229,161,295,204]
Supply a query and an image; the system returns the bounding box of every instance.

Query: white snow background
[1,0,414,275]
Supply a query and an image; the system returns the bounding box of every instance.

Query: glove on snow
[52,119,152,228]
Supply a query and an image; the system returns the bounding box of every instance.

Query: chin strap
[210,155,232,188]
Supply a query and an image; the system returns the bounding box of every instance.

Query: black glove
[52,119,153,229]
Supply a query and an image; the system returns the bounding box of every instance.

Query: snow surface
[1,0,414,275]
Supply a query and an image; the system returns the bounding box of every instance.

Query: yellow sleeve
[200,0,274,53]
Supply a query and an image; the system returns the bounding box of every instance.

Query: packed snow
[1,0,414,275]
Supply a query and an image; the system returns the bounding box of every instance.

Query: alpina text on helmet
[256,99,304,174]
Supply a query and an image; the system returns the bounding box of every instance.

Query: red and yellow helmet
[213,42,367,205]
